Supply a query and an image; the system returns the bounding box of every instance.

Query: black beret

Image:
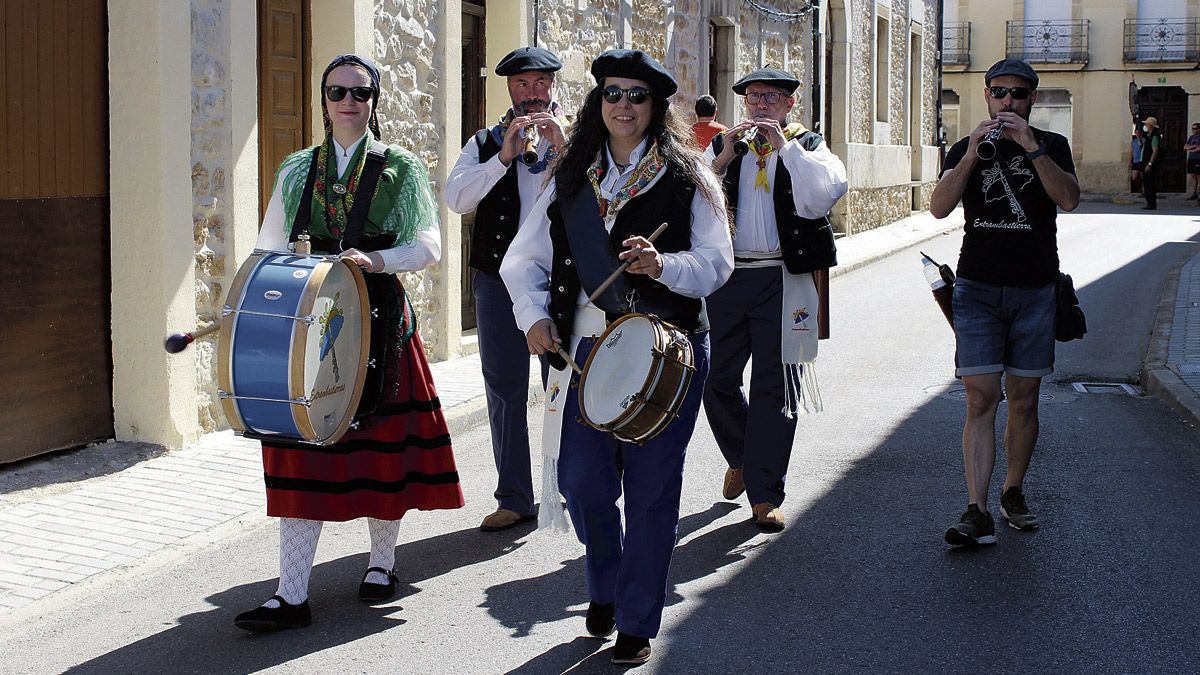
[732,68,800,95]
[984,58,1039,88]
[590,49,678,99]
[495,47,562,76]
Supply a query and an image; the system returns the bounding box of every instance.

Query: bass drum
[577,313,695,443]
[217,251,370,445]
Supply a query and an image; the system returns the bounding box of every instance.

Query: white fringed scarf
[736,253,823,417]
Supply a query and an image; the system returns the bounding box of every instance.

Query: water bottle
[920,252,954,327]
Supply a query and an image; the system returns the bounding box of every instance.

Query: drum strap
[341,140,390,250]
[288,140,389,250]
[556,186,630,313]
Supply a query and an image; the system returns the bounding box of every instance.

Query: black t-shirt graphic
[942,127,1075,288]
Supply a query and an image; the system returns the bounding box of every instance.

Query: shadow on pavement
[64,523,532,674]
[0,441,166,499]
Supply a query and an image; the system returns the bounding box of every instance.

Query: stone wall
[537,0,621,115]
[845,185,913,234]
[375,0,445,357]
[850,0,873,144]
[190,0,231,432]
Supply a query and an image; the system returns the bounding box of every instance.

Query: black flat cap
[984,58,1039,87]
[590,49,678,98]
[495,47,562,76]
[732,68,800,95]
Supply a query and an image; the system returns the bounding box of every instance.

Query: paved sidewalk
[11,205,1197,616]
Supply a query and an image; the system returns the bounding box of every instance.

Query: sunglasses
[601,85,651,105]
[988,86,1032,100]
[325,85,374,103]
[745,91,785,105]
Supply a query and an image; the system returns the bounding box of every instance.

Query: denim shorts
[952,277,1056,378]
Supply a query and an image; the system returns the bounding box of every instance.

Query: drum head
[295,258,368,442]
[580,315,658,426]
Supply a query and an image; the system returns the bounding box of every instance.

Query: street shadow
[65,524,530,674]
[0,441,166,498]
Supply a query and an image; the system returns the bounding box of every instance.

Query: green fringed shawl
[274,137,437,247]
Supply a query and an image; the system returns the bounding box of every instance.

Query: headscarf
[320,54,382,140]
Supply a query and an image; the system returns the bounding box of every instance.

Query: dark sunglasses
[601,85,651,105]
[325,85,374,103]
[988,85,1032,100]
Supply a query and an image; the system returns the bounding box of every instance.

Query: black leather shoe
[234,595,311,632]
[358,567,398,601]
[611,632,651,665]
[585,601,616,638]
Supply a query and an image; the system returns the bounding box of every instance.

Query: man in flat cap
[1139,115,1162,209]
[446,46,566,532]
[502,48,732,665]
[702,67,847,532]
[931,58,1079,547]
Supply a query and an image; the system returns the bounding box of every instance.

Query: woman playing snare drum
[234,54,463,632]
[500,49,732,665]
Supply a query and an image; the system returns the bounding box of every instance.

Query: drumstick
[552,343,583,375]
[164,322,220,353]
[586,221,670,305]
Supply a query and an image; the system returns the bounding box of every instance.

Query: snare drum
[217,251,370,445]
[577,313,695,443]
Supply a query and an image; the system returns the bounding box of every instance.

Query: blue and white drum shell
[217,251,371,445]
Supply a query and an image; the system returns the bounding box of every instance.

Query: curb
[1141,249,1200,429]
[442,383,544,438]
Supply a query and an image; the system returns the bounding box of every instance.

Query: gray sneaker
[1000,486,1039,531]
[944,504,997,546]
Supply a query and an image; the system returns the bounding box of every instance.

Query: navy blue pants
[474,270,547,515]
[703,267,799,507]
[558,331,709,638]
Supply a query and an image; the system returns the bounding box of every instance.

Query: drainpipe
[936,0,945,163]
[812,2,823,134]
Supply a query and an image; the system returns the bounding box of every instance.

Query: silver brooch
[332,183,348,195]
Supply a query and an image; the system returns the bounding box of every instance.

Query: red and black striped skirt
[261,330,465,521]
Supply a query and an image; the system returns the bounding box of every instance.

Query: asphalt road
[2,203,1198,674]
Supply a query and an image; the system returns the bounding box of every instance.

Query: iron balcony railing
[942,21,970,66]
[1006,20,1089,64]
[1124,18,1200,63]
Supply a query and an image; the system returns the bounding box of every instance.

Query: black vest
[544,165,707,370]
[467,128,523,273]
[713,132,837,274]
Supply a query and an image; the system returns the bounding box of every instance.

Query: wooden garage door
[0,0,112,463]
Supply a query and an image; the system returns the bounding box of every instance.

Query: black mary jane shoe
[358,566,399,601]
[585,601,616,638]
[234,595,311,632]
[611,632,652,666]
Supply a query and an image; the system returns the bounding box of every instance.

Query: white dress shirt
[501,139,734,333]
[444,128,556,228]
[703,135,848,254]
[256,132,441,272]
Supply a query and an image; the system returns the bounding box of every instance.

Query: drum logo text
[605,329,623,349]
[311,383,347,401]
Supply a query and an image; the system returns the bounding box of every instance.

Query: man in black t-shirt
[930,58,1080,548]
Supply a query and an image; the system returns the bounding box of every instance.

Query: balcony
[942,21,970,67]
[1006,20,1089,64]
[1124,18,1200,64]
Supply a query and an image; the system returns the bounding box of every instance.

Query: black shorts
[1188,159,1200,174]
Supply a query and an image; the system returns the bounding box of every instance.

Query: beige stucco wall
[109,0,199,448]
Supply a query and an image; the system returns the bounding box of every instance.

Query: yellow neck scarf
[749,122,806,193]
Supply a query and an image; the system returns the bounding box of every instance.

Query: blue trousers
[703,267,799,507]
[558,331,710,638]
[474,270,547,515]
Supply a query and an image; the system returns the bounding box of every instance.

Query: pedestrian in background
[1140,116,1161,210]
[692,94,727,149]
[929,58,1079,548]
[1184,121,1200,200]
[1130,124,1144,194]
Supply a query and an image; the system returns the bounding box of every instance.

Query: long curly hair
[554,84,722,214]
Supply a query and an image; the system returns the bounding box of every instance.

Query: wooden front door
[0,0,112,462]
[1137,86,1187,193]
[461,2,486,330]
[258,0,311,218]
